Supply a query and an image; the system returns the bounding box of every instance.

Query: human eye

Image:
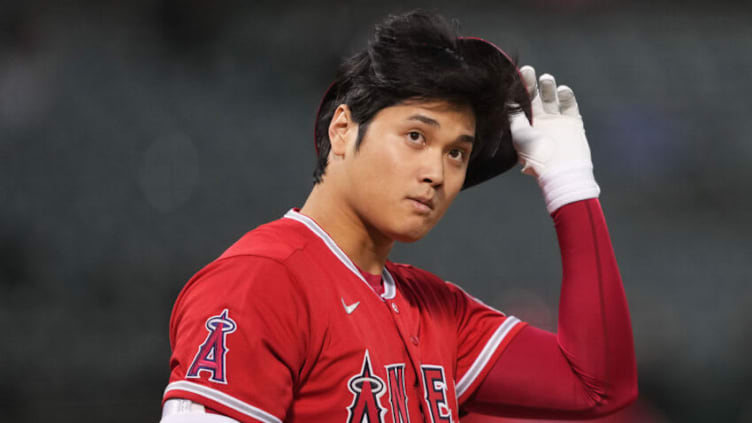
[406,131,425,146]
[448,148,468,163]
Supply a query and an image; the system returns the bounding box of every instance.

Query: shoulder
[170,215,316,323]
[387,262,475,295]
[218,214,315,263]
[387,261,445,286]
[169,248,311,350]
[386,261,503,316]
[386,261,460,312]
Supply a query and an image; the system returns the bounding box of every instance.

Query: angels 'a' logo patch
[186,309,237,384]
[346,350,387,423]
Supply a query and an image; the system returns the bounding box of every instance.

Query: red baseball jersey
[163,209,526,422]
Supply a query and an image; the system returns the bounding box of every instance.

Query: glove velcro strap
[538,165,600,214]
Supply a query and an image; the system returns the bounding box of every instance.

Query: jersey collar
[283,209,396,300]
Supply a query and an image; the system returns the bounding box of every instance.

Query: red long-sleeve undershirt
[466,198,638,419]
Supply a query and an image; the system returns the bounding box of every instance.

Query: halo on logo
[205,310,237,333]
[349,375,385,394]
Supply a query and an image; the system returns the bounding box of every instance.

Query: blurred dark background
[1,0,750,422]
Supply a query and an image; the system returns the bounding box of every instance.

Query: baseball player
[159,10,637,423]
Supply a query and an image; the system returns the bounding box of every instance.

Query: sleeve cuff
[538,164,600,214]
[163,381,282,423]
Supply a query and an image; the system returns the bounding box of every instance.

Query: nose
[419,150,444,187]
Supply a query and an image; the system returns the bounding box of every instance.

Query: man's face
[336,100,476,243]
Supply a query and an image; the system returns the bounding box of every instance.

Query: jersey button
[391,302,399,313]
[410,335,419,345]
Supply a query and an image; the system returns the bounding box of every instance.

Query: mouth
[407,196,435,214]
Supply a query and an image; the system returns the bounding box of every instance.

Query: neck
[300,183,394,275]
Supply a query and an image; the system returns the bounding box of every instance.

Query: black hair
[313,9,525,186]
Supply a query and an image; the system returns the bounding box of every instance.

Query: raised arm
[466,67,638,418]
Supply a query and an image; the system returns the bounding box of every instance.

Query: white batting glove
[510,65,600,214]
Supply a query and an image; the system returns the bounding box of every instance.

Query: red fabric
[466,199,638,419]
[356,266,385,296]
[163,210,524,422]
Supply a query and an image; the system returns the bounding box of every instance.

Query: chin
[389,222,434,243]
[393,233,423,243]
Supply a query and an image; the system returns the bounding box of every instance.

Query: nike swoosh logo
[341,298,360,314]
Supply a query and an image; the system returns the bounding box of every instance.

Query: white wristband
[538,164,600,214]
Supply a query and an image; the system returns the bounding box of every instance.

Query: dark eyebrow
[407,114,440,127]
[407,114,475,144]
[455,134,475,145]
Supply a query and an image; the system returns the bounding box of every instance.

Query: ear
[328,104,357,157]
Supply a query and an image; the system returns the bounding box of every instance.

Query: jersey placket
[385,291,431,419]
[283,210,442,419]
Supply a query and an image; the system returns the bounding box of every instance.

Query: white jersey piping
[454,316,522,399]
[284,209,396,300]
[164,380,282,423]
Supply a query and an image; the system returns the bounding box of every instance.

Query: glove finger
[509,110,539,172]
[520,65,545,117]
[539,73,560,115]
[557,85,580,116]
[519,65,538,99]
